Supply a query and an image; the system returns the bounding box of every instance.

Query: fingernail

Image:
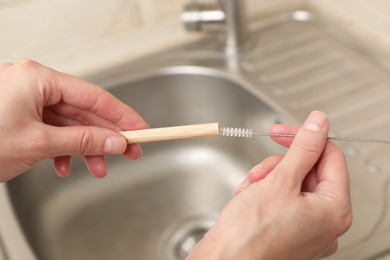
[249,162,263,174]
[104,136,126,154]
[125,144,143,160]
[134,144,143,157]
[235,179,251,196]
[55,167,70,178]
[248,163,266,182]
[304,111,327,132]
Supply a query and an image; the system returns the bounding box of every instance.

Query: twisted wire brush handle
[119,123,390,145]
[219,126,390,144]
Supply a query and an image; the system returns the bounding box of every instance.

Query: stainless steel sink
[4,7,390,260]
[6,71,287,260]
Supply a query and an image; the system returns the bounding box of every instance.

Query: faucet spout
[222,0,249,56]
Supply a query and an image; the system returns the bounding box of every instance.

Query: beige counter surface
[2,0,390,77]
[309,0,390,61]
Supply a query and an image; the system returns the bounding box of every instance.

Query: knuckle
[14,59,40,69]
[77,128,95,155]
[327,142,347,161]
[337,209,353,235]
[293,138,319,157]
[13,59,50,87]
[328,204,353,237]
[14,59,50,80]
[0,62,13,70]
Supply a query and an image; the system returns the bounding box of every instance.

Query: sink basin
[6,71,287,260]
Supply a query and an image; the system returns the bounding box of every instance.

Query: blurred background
[1,0,388,76]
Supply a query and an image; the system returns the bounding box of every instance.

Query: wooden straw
[119,123,220,144]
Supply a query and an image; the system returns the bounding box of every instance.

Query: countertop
[69,0,390,76]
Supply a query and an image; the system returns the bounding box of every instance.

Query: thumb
[44,125,127,157]
[271,111,329,191]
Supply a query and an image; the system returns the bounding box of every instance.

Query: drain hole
[159,214,217,260]
[174,227,209,259]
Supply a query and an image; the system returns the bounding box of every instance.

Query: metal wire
[219,126,390,144]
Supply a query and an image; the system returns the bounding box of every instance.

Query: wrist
[186,226,263,260]
[186,231,226,260]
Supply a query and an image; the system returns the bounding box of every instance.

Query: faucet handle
[181,0,249,56]
[181,0,225,32]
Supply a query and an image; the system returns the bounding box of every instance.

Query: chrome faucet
[181,0,249,57]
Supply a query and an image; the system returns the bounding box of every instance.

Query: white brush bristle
[220,127,253,138]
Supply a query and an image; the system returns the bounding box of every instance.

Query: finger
[43,125,127,158]
[44,108,143,161]
[53,156,71,177]
[83,156,107,178]
[45,103,122,130]
[46,68,149,131]
[247,155,284,183]
[44,107,143,159]
[235,155,283,195]
[54,155,108,179]
[7,59,148,132]
[315,141,350,201]
[16,60,147,132]
[43,106,82,127]
[271,111,329,190]
[123,143,143,160]
[269,124,300,147]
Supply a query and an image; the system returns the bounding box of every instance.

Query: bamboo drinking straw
[119,123,220,144]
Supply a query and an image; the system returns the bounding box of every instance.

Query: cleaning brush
[119,122,390,145]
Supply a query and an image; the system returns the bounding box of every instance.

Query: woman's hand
[188,111,352,260]
[0,60,148,181]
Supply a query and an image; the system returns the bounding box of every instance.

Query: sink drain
[159,214,217,260]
